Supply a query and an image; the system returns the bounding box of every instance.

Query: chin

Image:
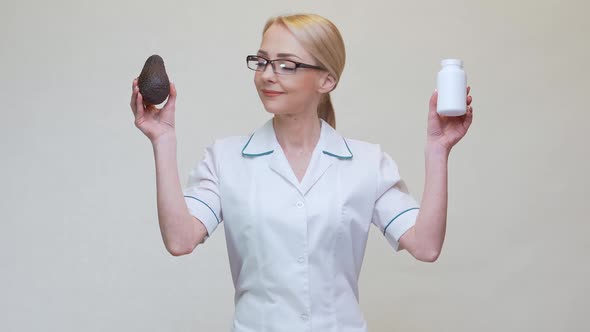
[263,106,288,115]
[260,100,289,115]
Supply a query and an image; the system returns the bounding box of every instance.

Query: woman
[130,13,473,332]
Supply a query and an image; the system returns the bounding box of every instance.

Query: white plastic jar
[436,59,467,116]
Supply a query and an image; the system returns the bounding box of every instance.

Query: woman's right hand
[130,78,177,143]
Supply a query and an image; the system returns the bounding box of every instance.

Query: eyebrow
[257,50,303,60]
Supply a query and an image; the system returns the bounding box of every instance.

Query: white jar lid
[441,59,463,67]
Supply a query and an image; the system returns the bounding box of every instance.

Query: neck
[272,112,321,153]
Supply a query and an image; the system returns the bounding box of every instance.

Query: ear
[317,73,337,94]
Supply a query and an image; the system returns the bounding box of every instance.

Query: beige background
[1,0,589,331]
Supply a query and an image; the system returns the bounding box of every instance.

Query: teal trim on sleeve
[383,207,420,235]
[184,195,220,224]
[322,138,353,159]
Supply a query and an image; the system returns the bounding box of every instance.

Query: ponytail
[318,93,336,129]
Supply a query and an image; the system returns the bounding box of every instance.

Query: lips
[262,89,284,97]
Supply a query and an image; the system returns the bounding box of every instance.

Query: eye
[247,56,267,69]
[278,61,296,72]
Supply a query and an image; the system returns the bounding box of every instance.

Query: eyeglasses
[246,55,325,75]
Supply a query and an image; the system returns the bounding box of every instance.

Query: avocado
[137,54,170,106]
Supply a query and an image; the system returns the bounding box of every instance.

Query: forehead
[258,23,311,60]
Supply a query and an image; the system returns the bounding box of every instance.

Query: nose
[260,62,277,81]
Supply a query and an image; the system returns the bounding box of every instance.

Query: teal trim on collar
[241,118,353,159]
[383,207,420,235]
[241,133,274,157]
[322,137,353,160]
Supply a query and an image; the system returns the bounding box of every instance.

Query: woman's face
[254,23,332,116]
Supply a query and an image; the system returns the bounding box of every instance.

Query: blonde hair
[263,14,346,129]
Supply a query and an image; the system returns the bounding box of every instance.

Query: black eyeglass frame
[246,55,325,75]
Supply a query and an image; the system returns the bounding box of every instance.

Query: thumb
[429,89,438,116]
[136,92,146,118]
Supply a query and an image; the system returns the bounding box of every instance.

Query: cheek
[253,73,261,87]
[288,77,317,98]
[300,74,320,91]
[283,76,314,93]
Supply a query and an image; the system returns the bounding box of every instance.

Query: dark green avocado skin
[138,55,170,105]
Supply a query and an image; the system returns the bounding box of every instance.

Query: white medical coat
[183,118,420,332]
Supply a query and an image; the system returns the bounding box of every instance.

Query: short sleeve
[183,144,223,243]
[372,149,420,251]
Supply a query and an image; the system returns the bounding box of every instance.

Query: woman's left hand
[426,86,474,152]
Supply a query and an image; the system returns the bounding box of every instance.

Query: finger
[467,95,473,106]
[132,77,137,90]
[162,81,177,111]
[464,106,474,128]
[467,86,471,95]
